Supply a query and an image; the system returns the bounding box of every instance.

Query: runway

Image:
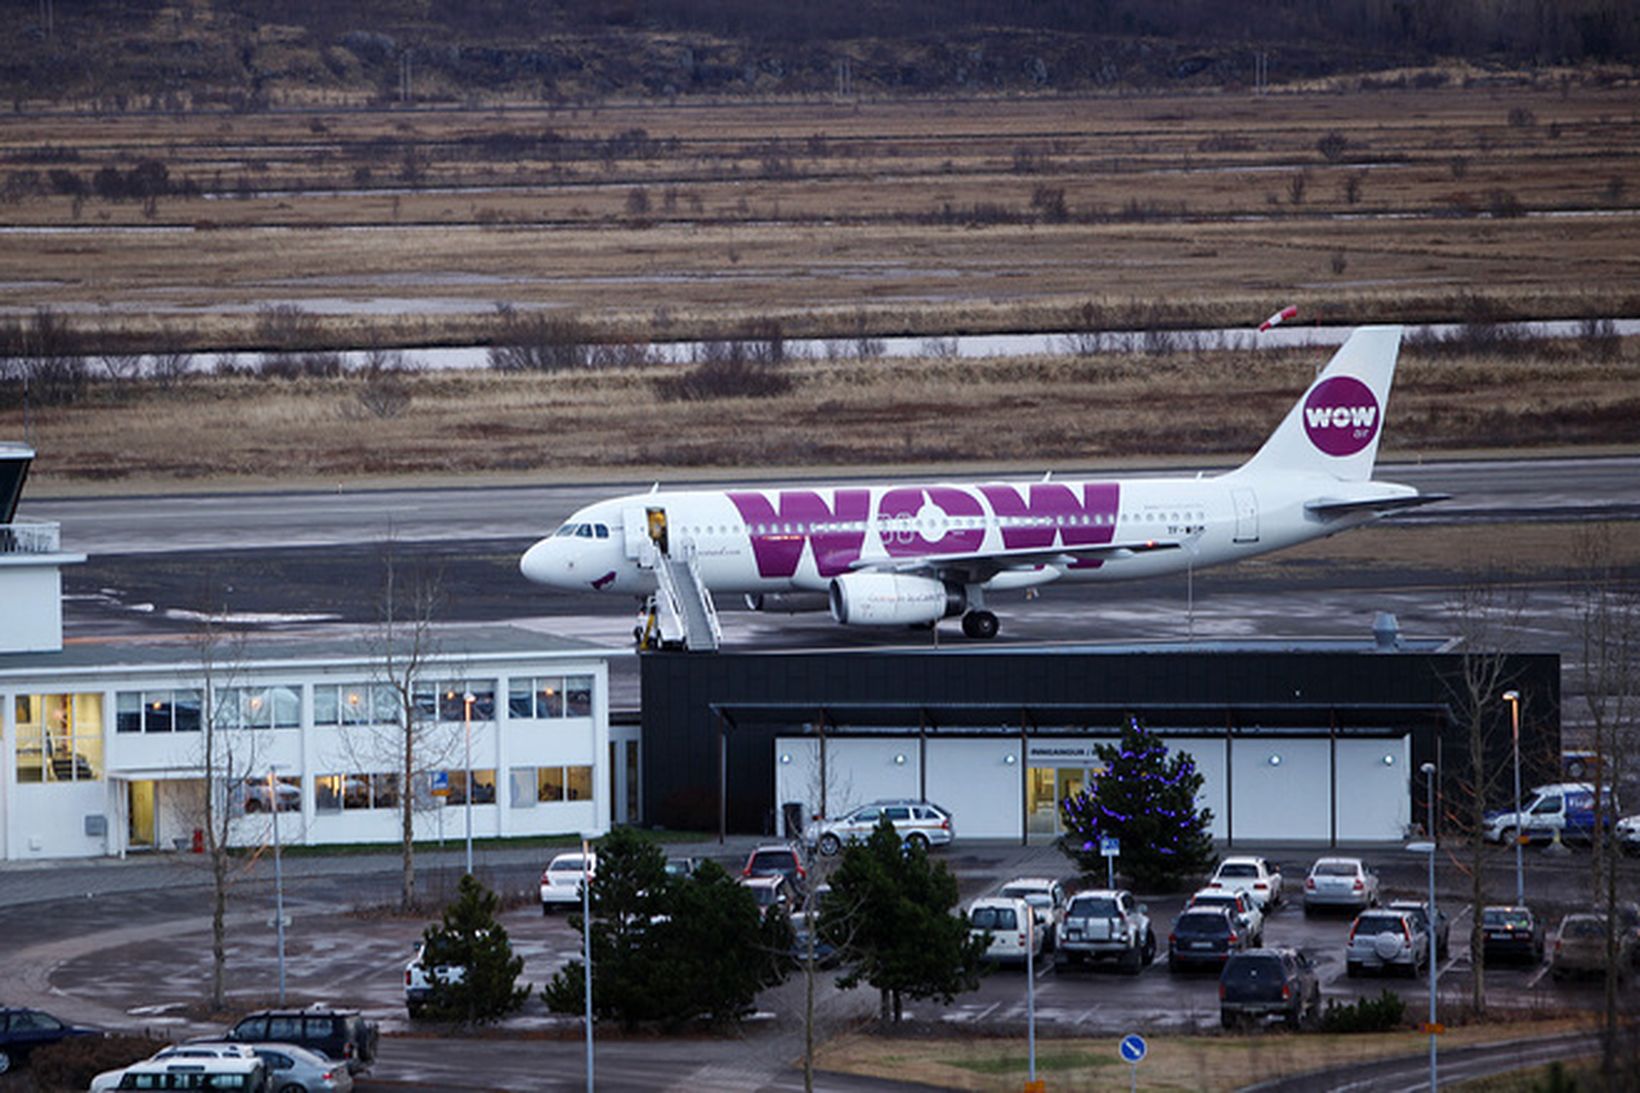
[28,455,1637,717]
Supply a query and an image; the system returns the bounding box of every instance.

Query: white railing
[0,520,61,554]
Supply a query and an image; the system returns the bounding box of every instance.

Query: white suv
[807,799,953,856]
[540,851,597,912]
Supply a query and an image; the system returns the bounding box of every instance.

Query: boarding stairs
[646,540,722,652]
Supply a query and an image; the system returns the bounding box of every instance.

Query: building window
[526,765,594,805]
[314,683,396,727]
[444,769,497,805]
[14,693,103,783]
[315,774,342,812]
[507,675,594,720]
[216,685,301,729]
[232,775,301,814]
[115,690,206,733]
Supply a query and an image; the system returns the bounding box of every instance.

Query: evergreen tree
[542,828,792,1029]
[418,873,529,1024]
[1058,718,1217,890]
[821,817,987,1026]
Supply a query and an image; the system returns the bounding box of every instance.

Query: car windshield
[1001,887,1049,907]
[550,857,586,873]
[971,906,1018,930]
[750,851,792,870]
[1194,894,1236,908]
[1356,914,1405,933]
[1177,912,1228,934]
[1219,863,1258,878]
[1222,955,1284,985]
[1070,897,1118,917]
[1563,917,1605,938]
[1315,861,1359,877]
[749,885,780,906]
[1484,909,1532,928]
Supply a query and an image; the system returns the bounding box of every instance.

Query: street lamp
[462,691,476,876]
[581,831,595,1093]
[1502,690,1523,906]
[1407,760,1439,1093]
[267,765,287,1006]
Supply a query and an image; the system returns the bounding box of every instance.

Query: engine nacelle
[743,592,831,614]
[828,573,966,626]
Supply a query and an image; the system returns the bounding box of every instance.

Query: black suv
[1219,948,1322,1029]
[226,1006,378,1074]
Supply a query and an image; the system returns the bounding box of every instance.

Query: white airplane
[520,326,1443,640]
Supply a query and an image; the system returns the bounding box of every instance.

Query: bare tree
[1445,573,1526,1016]
[359,538,449,911]
[1570,526,1639,1084]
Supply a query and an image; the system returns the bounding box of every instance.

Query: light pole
[462,690,475,876]
[581,832,594,1093]
[267,765,287,1006]
[1502,689,1523,905]
[1407,760,1439,1093]
[1026,907,1036,1085]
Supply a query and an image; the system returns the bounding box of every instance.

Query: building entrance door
[128,780,156,847]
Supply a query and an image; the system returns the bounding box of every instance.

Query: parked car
[1550,914,1637,981]
[741,844,808,891]
[225,1006,378,1075]
[997,877,1068,950]
[103,1051,270,1092]
[1387,900,1450,962]
[790,906,842,968]
[1302,857,1380,914]
[1055,889,1154,974]
[664,856,702,879]
[540,851,597,912]
[969,897,1043,965]
[1345,908,1427,977]
[91,1044,263,1093]
[1480,905,1546,965]
[1168,907,1248,972]
[806,799,954,856]
[1616,813,1640,853]
[404,942,467,1019]
[1484,782,1613,845]
[738,873,800,918]
[1188,888,1264,946]
[1219,948,1321,1029]
[0,1007,100,1074]
[1208,856,1283,909]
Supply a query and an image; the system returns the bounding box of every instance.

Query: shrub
[487,304,589,371]
[652,344,794,402]
[1320,989,1406,1033]
[1316,130,1348,162]
[30,1032,171,1090]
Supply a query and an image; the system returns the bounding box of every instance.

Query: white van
[107,1053,269,1090]
[1484,782,1615,844]
[968,896,1043,964]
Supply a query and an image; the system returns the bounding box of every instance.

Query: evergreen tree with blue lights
[1058,718,1217,890]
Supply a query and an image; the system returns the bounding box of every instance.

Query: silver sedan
[1303,857,1380,913]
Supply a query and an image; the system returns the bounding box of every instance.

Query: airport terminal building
[640,642,1561,846]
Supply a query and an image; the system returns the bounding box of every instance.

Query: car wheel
[818,834,841,857]
[1346,962,1361,978]
[1302,902,1314,918]
[1220,1012,1236,1030]
[542,902,552,916]
[905,832,930,852]
[1142,928,1156,966]
[1285,1004,1302,1029]
[1120,946,1142,975]
[279,1084,308,1093]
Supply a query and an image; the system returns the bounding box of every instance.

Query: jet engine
[828,573,966,626]
[743,592,831,614]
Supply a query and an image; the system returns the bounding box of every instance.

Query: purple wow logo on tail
[1302,376,1380,457]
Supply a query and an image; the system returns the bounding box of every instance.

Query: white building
[0,626,626,860]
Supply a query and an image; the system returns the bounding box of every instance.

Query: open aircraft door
[1231,488,1260,543]
[622,506,650,562]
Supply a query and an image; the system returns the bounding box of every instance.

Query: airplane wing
[851,538,1182,584]
[1305,492,1450,517]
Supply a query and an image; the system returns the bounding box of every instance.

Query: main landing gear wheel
[961,610,999,640]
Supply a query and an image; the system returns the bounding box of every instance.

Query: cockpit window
[594,524,609,539]
[554,524,578,538]
[575,524,594,538]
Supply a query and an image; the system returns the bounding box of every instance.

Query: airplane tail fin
[1233,325,1402,483]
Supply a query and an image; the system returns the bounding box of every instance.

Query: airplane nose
[520,538,556,586]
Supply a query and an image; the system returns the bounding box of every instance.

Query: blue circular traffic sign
[1119,1033,1147,1063]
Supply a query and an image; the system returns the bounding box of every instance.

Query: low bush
[29,1032,170,1091]
[1319,989,1406,1033]
[652,346,794,402]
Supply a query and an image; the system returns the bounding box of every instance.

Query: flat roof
[709,700,1454,732]
[728,636,1456,658]
[0,624,625,680]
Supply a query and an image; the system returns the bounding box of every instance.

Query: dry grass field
[1,84,1637,350]
[2,83,1637,486]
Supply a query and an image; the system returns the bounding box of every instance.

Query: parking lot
[6,836,1637,1089]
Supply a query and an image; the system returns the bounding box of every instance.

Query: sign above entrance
[1026,741,1108,765]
